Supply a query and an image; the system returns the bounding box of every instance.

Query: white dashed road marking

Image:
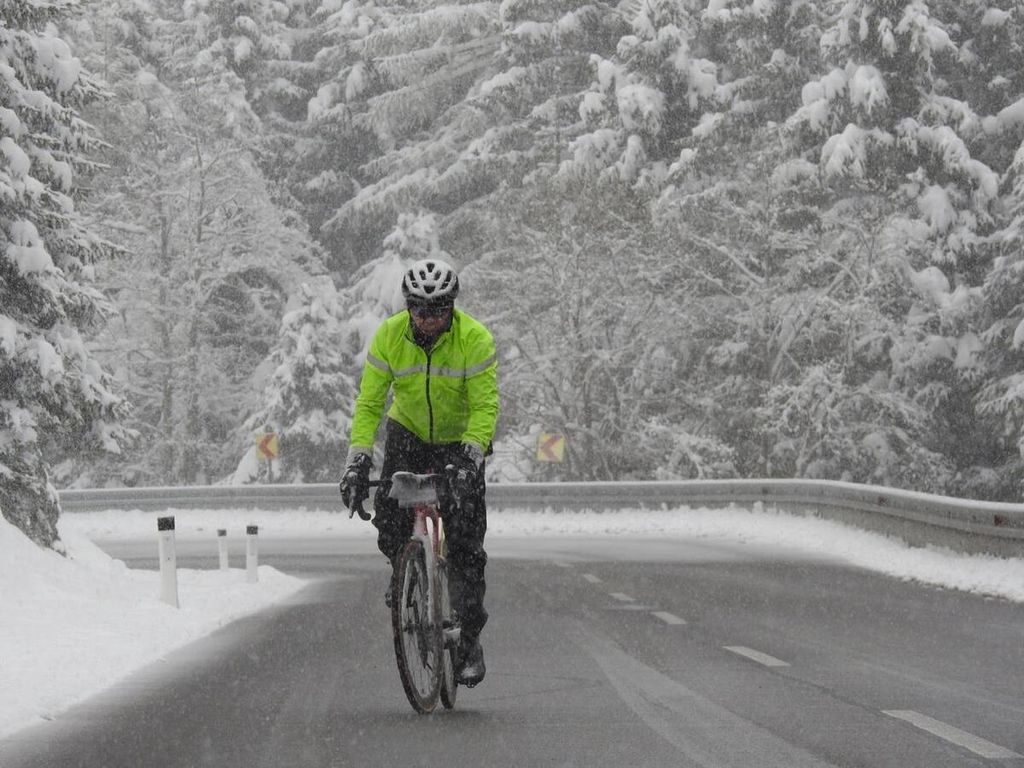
[651,611,687,625]
[609,604,654,611]
[883,710,1022,759]
[562,560,1021,763]
[723,646,790,668]
[573,624,835,768]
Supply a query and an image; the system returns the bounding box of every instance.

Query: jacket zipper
[424,349,434,442]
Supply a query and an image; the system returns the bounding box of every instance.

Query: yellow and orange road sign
[256,432,279,460]
[536,432,566,463]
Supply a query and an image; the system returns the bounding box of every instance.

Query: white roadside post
[217,528,229,570]
[246,525,259,583]
[157,516,179,608]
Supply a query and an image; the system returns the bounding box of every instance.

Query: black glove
[340,452,373,519]
[446,443,483,504]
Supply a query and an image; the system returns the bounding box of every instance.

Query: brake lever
[350,501,371,521]
[346,479,382,520]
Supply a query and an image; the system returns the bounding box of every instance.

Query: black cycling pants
[373,419,489,642]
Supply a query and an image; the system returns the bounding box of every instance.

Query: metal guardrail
[57,479,1024,558]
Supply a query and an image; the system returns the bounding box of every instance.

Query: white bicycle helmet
[402,259,459,305]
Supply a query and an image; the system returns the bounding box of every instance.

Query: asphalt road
[1,536,1021,767]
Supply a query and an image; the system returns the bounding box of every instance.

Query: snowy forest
[3,0,1024,547]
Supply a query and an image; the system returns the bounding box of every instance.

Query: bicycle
[352,471,461,714]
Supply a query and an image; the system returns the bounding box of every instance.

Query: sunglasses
[409,304,452,318]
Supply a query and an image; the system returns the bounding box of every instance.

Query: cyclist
[340,258,498,688]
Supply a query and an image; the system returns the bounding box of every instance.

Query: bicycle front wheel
[391,540,441,714]
[438,554,458,710]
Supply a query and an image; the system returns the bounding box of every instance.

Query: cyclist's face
[409,304,452,335]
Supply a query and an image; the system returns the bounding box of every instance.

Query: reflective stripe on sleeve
[464,353,497,377]
[365,353,390,374]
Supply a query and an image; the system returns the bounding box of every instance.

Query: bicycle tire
[391,540,441,714]
[438,553,458,709]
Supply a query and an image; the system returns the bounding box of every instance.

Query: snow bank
[0,516,308,738]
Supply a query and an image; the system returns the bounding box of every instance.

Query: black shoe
[455,640,485,687]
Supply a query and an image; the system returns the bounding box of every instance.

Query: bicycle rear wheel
[391,540,441,713]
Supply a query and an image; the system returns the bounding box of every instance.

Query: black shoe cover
[456,641,485,687]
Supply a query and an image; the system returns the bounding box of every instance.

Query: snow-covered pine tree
[70,0,324,485]
[282,0,385,269]
[468,177,733,481]
[0,0,127,546]
[560,0,715,189]
[968,2,1024,498]
[650,2,823,380]
[440,0,626,260]
[304,1,629,270]
[748,0,1008,489]
[247,0,353,265]
[691,0,824,157]
[316,1,502,264]
[184,0,298,115]
[528,2,778,478]
[182,0,322,217]
[241,277,355,482]
[474,0,626,177]
[240,210,442,482]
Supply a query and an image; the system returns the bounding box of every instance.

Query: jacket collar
[405,308,457,351]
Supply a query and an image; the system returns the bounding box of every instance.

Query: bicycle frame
[407,491,461,654]
[385,471,461,713]
[411,501,440,624]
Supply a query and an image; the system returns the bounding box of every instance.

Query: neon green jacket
[348,309,499,454]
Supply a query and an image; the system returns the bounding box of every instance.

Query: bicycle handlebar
[349,469,459,520]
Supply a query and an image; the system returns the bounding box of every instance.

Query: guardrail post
[218,528,229,570]
[157,516,179,608]
[246,524,259,583]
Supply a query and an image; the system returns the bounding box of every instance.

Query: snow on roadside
[486,505,1024,603]
[0,515,308,739]
[61,502,1024,603]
